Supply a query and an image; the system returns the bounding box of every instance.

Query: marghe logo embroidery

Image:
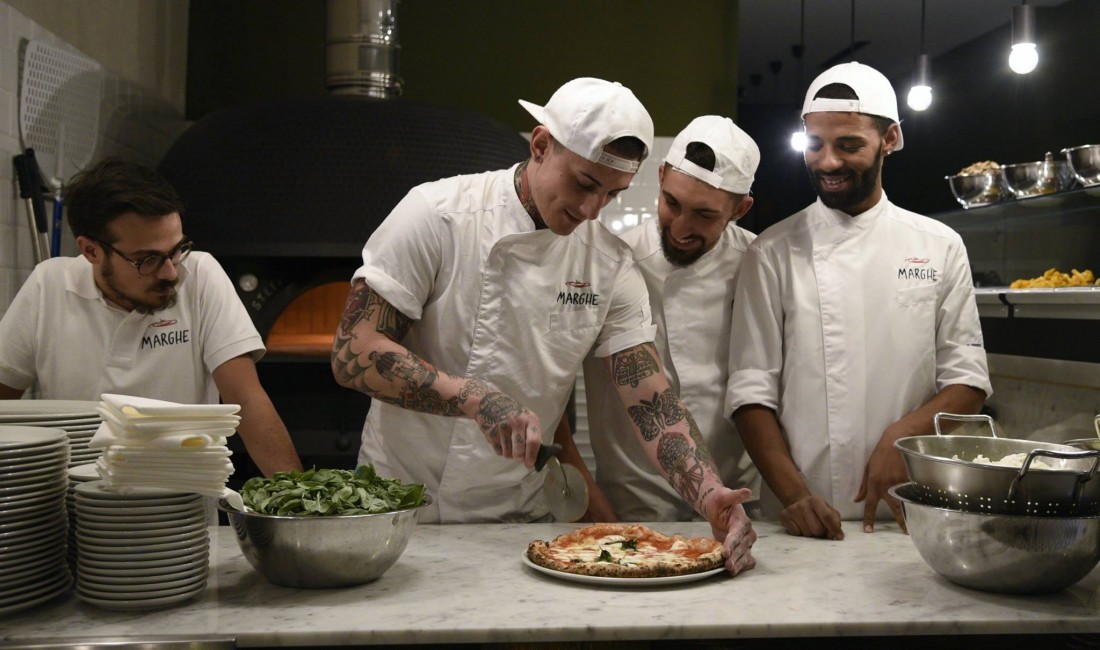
[557,280,599,306]
[898,256,938,281]
[141,326,191,350]
[150,319,178,328]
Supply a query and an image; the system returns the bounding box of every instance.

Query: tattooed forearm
[612,345,661,388]
[685,410,719,475]
[476,392,524,452]
[658,432,705,504]
[627,389,685,441]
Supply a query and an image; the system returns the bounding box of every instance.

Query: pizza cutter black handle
[535,443,563,472]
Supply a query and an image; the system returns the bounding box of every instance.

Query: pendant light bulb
[790,130,808,152]
[1009,43,1038,74]
[1009,3,1038,74]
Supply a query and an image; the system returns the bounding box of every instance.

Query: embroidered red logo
[150,319,178,328]
[565,281,590,288]
[905,257,929,265]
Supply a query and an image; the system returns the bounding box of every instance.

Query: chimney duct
[326,0,402,97]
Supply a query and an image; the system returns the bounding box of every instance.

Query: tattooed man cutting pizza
[331,78,755,575]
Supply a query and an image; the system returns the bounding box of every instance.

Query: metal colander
[894,413,1100,516]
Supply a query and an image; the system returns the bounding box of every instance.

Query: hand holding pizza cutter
[535,443,589,522]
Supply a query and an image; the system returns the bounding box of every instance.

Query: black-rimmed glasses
[93,237,193,276]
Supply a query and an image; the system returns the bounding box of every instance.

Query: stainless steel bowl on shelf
[1062,144,1100,187]
[218,495,431,588]
[945,171,1008,209]
[1001,158,1076,198]
[891,482,1100,594]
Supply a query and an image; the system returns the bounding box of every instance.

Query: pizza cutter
[535,443,589,522]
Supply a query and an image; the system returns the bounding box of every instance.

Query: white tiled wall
[0,2,189,321]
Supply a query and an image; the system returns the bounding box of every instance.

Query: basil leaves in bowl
[220,465,430,588]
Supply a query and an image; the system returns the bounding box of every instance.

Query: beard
[659,227,707,268]
[101,261,178,314]
[809,145,885,213]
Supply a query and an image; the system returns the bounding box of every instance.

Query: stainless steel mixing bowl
[895,414,1100,515]
[891,483,1100,594]
[218,495,431,588]
[1062,144,1100,187]
[945,171,1008,208]
[1001,158,1075,198]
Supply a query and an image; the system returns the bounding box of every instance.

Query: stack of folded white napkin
[90,393,240,497]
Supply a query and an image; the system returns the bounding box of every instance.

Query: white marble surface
[3,521,1100,647]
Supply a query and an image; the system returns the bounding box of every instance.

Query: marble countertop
[3,521,1100,647]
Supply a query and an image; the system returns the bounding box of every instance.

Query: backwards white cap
[519,77,654,173]
[664,115,760,194]
[802,62,905,151]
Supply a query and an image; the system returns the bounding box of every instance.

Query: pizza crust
[526,523,724,578]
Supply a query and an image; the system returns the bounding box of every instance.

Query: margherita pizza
[525,523,724,578]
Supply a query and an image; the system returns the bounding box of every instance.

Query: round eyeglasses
[93,237,193,276]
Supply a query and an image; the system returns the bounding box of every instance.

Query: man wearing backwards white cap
[727,62,990,539]
[333,78,755,574]
[579,115,763,522]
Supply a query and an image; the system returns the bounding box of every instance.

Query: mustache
[154,280,178,291]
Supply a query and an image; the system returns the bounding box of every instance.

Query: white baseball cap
[801,62,905,151]
[519,77,654,173]
[664,115,760,194]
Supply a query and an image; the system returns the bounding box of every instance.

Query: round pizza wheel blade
[543,458,589,522]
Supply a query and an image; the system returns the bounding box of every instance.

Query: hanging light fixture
[907,0,932,111]
[1009,1,1038,74]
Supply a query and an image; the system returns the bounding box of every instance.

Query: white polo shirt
[584,218,761,521]
[0,252,263,404]
[353,165,656,524]
[726,195,992,520]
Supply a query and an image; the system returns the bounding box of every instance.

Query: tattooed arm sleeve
[606,342,726,516]
[331,278,500,421]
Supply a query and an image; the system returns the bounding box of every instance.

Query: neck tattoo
[514,160,546,230]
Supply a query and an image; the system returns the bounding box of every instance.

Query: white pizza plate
[79,549,208,571]
[78,520,206,540]
[74,502,206,517]
[77,573,206,599]
[0,570,72,615]
[68,463,100,480]
[74,508,207,525]
[0,399,99,419]
[521,554,726,586]
[0,417,102,429]
[0,475,67,497]
[76,586,201,611]
[74,481,198,501]
[78,557,208,580]
[77,530,207,552]
[78,542,209,563]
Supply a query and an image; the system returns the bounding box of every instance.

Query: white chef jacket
[726,195,991,521]
[353,165,656,524]
[0,253,263,404]
[584,219,761,521]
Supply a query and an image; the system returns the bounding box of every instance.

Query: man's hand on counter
[780,495,844,540]
[855,431,910,534]
[704,487,758,575]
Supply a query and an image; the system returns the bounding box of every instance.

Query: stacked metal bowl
[892,413,1100,594]
[1062,144,1100,187]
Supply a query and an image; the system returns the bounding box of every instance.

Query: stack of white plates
[0,400,103,467]
[66,463,101,574]
[73,480,209,611]
[0,426,73,616]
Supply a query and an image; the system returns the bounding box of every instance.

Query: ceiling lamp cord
[907,0,933,111]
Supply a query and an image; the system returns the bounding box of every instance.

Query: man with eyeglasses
[0,157,303,477]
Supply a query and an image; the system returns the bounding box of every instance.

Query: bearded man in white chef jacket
[580,116,763,522]
[0,158,303,478]
[332,78,756,574]
[727,62,992,540]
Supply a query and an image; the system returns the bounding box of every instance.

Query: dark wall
[186,0,740,135]
[739,0,1100,233]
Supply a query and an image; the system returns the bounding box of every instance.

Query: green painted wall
[186,0,740,136]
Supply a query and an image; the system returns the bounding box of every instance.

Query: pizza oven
[157,5,529,481]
